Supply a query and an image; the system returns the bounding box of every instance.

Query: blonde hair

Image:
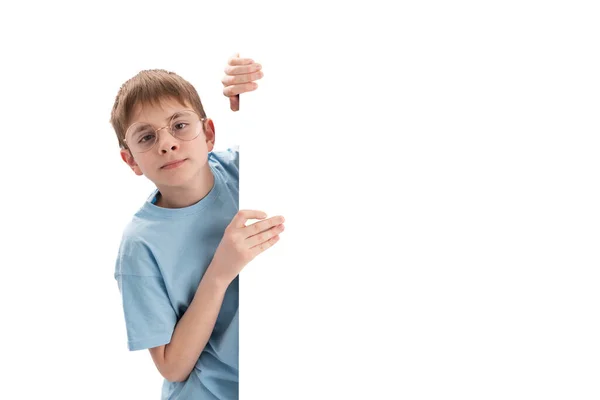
[110,69,207,149]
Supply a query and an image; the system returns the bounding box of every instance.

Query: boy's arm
[149,270,228,382]
[221,52,263,111]
[150,210,284,383]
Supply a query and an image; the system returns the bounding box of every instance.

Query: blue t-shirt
[115,148,240,400]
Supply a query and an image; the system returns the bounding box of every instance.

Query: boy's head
[110,69,216,187]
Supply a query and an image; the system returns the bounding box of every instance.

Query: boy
[111,54,284,400]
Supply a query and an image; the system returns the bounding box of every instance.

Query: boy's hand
[207,210,284,285]
[221,53,264,111]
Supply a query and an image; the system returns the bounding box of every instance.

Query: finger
[224,63,262,77]
[231,210,267,228]
[222,70,264,87]
[223,82,258,97]
[243,215,285,238]
[246,223,285,248]
[230,95,239,111]
[228,54,254,66]
[250,234,281,257]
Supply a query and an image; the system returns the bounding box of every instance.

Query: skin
[120,53,264,207]
[118,54,284,383]
[120,98,216,209]
[222,52,264,111]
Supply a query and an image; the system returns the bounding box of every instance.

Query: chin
[167,169,207,188]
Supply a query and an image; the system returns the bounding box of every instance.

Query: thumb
[231,51,240,112]
[230,94,240,112]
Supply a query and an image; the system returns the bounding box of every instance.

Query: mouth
[161,159,187,169]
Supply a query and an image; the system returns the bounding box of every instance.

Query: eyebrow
[129,110,190,131]
[156,110,188,125]
[168,111,185,121]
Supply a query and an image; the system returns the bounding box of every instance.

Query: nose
[156,126,179,153]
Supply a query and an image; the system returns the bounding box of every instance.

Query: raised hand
[221,53,264,111]
[208,210,284,284]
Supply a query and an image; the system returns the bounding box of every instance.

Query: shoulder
[213,145,239,163]
[115,218,161,277]
[209,146,239,180]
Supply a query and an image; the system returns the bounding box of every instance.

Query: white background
[1,1,599,399]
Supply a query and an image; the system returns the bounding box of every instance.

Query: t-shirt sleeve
[225,145,239,171]
[232,146,239,169]
[115,240,177,351]
[211,146,239,181]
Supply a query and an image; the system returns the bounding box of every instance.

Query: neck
[155,166,215,209]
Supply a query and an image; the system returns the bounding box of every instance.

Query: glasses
[123,109,206,153]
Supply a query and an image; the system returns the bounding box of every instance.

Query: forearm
[163,268,229,382]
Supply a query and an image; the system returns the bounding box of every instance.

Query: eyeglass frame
[122,108,208,153]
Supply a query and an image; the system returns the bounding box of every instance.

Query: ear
[120,148,143,176]
[204,118,216,152]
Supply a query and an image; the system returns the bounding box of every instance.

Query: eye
[173,122,188,131]
[138,133,156,143]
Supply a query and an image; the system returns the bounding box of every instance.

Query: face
[120,97,215,188]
